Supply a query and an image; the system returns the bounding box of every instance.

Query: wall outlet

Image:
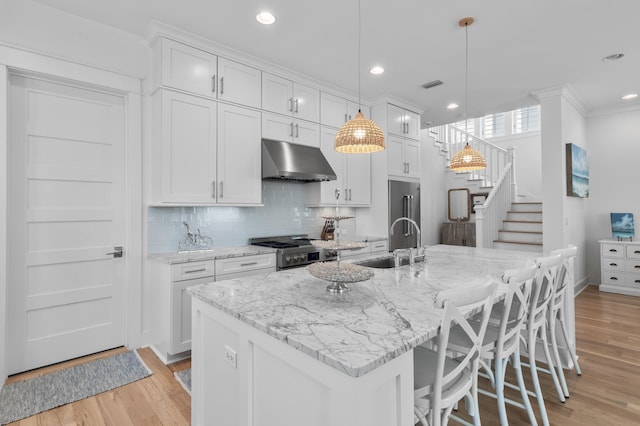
[224,345,237,368]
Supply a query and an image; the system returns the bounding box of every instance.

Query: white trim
[531,84,588,117]
[0,65,8,385]
[0,44,143,380]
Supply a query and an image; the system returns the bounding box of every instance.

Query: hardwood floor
[5,285,640,425]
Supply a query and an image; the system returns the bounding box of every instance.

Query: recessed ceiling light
[602,53,624,62]
[622,93,638,100]
[256,11,276,25]
[370,66,384,75]
[447,103,459,110]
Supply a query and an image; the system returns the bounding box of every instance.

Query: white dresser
[599,239,640,296]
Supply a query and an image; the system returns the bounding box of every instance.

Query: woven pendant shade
[335,111,385,153]
[449,143,487,171]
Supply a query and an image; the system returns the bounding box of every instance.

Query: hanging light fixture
[335,0,385,153]
[449,17,486,172]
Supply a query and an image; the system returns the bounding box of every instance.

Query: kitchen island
[189,245,540,426]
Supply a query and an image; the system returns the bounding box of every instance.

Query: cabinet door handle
[220,181,224,198]
[289,97,293,112]
[185,267,207,274]
[290,122,294,137]
[212,180,216,198]
[295,123,299,138]
[220,76,224,94]
[344,113,348,123]
[407,162,410,174]
[240,262,258,267]
[212,75,216,93]
[295,98,299,113]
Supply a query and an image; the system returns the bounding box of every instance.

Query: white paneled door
[7,74,126,374]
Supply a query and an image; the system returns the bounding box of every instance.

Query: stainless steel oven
[250,234,332,270]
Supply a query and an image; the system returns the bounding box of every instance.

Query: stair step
[498,230,543,243]
[493,240,543,253]
[511,202,543,212]
[506,211,542,221]
[502,220,543,232]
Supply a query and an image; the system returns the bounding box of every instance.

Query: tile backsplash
[147,181,356,253]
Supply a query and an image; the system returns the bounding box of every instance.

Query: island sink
[354,255,419,269]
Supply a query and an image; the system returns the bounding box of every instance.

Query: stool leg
[549,309,570,397]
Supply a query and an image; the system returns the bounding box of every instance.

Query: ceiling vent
[421,80,444,90]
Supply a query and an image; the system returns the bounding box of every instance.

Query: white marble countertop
[189,245,538,377]
[148,245,277,264]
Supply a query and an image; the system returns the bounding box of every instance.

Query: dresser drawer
[625,260,640,273]
[602,258,625,272]
[171,260,215,282]
[626,245,640,259]
[215,253,276,276]
[602,272,625,286]
[625,273,640,287]
[602,243,625,258]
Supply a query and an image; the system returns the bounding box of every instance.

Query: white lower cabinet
[599,240,640,296]
[150,253,276,364]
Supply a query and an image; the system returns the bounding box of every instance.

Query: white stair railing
[430,124,509,187]
[474,160,515,248]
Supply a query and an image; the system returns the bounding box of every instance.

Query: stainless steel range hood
[262,139,337,182]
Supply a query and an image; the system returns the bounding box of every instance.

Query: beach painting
[565,143,589,198]
[611,213,635,240]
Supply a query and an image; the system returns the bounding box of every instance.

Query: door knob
[106,246,123,258]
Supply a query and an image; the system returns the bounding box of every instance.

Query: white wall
[585,107,640,284]
[0,0,148,78]
[420,130,448,245]
[490,132,542,201]
[537,86,589,287]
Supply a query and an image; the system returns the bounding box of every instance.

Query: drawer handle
[609,249,618,252]
[635,265,640,269]
[636,280,640,284]
[610,263,618,267]
[240,262,258,267]
[610,276,618,281]
[635,250,640,254]
[185,268,207,274]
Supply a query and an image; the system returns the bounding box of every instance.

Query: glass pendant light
[450,17,486,172]
[335,0,385,154]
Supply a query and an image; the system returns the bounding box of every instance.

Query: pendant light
[335,0,385,154]
[449,17,486,172]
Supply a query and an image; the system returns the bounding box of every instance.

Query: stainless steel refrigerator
[388,179,421,251]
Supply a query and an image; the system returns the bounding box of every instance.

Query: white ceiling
[32,0,640,126]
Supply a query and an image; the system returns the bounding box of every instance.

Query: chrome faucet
[390,217,423,264]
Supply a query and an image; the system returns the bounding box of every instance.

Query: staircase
[428,124,544,251]
[493,202,543,252]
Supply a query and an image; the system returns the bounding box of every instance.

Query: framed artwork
[611,213,635,240]
[565,143,589,198]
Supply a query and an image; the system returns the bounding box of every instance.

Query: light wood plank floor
[6,285,640,425]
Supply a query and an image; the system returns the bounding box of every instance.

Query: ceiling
[32,0,640,127]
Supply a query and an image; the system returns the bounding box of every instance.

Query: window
[482,113,505,138]
[513,105,540,134]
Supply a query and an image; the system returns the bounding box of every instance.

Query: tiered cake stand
[307,189,373,293]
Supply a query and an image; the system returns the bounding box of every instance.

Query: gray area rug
[0,350,152,425]
[174,369,191,395]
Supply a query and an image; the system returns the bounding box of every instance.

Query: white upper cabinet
[153,89,261,205]
[261,112,320,147]
[216,57,262,108]
[155,38,261,108]
[306,127,371,206]
[320,92,370,128]
[388,104,420,140]
[262,72,320,122]
[387,135,420,179]
[216,103,262,204]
